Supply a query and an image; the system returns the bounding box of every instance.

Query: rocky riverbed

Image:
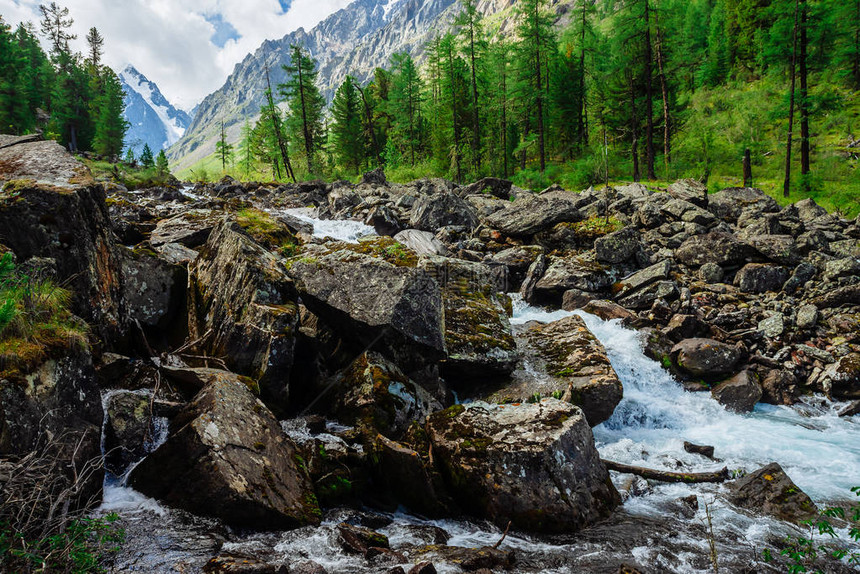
[1,135,859,573]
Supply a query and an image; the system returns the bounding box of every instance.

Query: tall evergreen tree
[455,0,486,171]
[389,52,424,167]
[331,76,365,175]
[280,45,325,175]
[140,143,154,168]
[215,121,234,171]
[92,67,127,156]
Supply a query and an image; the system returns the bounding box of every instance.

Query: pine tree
[389,52,424,167]
[280,45,326,176]
[215,121,234,171]
[455,0,486,171]
[92,67,128,156]
[140,143,154,168]
[331,76,365,175]
[39,2,76,58]
[239,119,255,178]
[155,149,169,177]
[85,27,103,70]
[514,0,555,172]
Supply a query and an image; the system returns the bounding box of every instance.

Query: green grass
[0,253,87,380]
[235,208,300,256]
[83,159,173,190]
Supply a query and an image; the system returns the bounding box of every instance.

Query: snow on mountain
[120,65,192,154]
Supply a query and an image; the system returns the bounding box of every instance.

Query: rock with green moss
[129,369,320,529]
[104,391,151,475]
[288,248,445,373]
[728,462,817,525]
[418,256,517,378]
[484,315,622,426]
[333,352,441,439]
[0,140,127,341]
[188,220,299,411]
[425,399,620,533]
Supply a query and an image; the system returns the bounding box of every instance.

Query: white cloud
[0,0,354,111]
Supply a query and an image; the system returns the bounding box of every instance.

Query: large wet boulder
[484,315,622,426]
[0,137,127,340]
[671,338,743,380]
[729,463,817,524]
[820,354,860,400]
[149,210,220,248]
[288,241,445,373]
[419,256,517,378]
[332,352,441,439]
[129,369,320,529]
[188,220,299,410]
[426,400,620,533]
[484,193,583,237]
[675,232,753,268]
[667,179,708,207]
[711,370,762,413]
[120,246,186,330]
[103,391,151,475]
[409,193,479,232]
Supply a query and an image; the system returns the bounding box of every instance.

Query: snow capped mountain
[120,65,192,155]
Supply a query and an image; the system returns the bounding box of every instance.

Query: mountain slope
[121,66,192,155]
[168,0,575,172]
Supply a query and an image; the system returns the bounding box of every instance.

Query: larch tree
[331,76,365,175]
[215,121,234,171]
[455,0,486,171]
[389,52,423,167]
[280,45,325,176]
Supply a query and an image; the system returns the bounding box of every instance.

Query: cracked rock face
[426,399,620,533]
[129,369,320,530]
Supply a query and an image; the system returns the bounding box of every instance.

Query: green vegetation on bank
[0,252,87,381]
[178,0,859,217]
[0,5,128,156]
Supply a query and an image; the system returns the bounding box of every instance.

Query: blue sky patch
[204,13,241,48]
[278,0,292,14]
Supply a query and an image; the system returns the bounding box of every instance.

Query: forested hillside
[188,0,859,215]
[0,3,127,156]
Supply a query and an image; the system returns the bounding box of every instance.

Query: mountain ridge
[121,65,192,156]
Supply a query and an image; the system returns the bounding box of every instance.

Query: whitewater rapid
[511,295,860,502]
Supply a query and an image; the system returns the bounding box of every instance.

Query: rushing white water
[282,207,376,243]
[510,295,860,502]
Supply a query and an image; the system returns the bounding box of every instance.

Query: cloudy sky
[1,0,355,110]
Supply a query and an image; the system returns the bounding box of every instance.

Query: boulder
[582,300,637,324]
[667,179,708,207]
[663,314,708,342]
[595,226,641,263]
[820,354,860,400]
[426,400,620,533]
[760,369,800,405]
[794,198,828,222]
[729,462,817,524]
[0,140,126,340]
[188,221,299,410]
[461,177,513,200]
[757,313,785,338]
[823,257,860,282]
[366,205,403,236]
[519,253,547,304]
[795,305,819,330]
[698,262,724,284]
[333,352,441,439]
[409,193,479,232]
[490,246,543,289]
[707,187,780,223]
[711,370,762,413]
[660,199,716,226]
[362,167,388,186]
[149,211,219,248]
[745,235,800,265]
[129,369,320,529]
[533,256,611,305]
[120,246,186,330]
[484,194,583,237]
[288,245,445,373]
[671,338,742,380]
[733,263,790,293]
[485,315,623,426]
[394,230,447,257]
[613,260,671,299]
[103,390,152,475]
[616,280,679,310]
[418,256,517,377]
[0,347,103,515]
[675,232,753,268]
[372,435,449,516]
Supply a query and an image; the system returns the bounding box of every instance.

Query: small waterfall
[282,208,376,243]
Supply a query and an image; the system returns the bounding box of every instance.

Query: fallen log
[602,459,730,483]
